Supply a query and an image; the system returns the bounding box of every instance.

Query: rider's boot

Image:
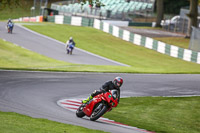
[82,95,93,103]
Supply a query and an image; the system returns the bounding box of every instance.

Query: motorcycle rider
[65,37,75,54]
[82,77,123,104]
[7,18,14,33]
[7,18,13,27]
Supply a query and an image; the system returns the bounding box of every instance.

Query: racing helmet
[113,77,123,88]
[69,37,73,40]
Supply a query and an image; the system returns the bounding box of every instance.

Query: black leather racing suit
[91,81,120,102]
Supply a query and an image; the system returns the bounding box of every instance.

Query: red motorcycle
[76,90,119,121]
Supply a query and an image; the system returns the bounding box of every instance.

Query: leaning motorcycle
[76,90,119,121]
[7,23,14,34]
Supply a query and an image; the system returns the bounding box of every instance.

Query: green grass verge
[153,37,190,49]
[130,26,163,30]
[21,23,200,73]
[0,111,106,133]
[129,26,190,49]
[104,96,200,133]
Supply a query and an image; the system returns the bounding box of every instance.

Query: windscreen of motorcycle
[111,90,118,100]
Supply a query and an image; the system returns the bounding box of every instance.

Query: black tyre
[90,104,108,121]
[76,105,85,118]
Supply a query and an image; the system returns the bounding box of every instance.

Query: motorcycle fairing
[83,93,109,116]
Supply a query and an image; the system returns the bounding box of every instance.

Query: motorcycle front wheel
[76,105,85,118]
[90,103,108,121]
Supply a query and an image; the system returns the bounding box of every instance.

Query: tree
[155,0,164,27]
[0,0,19,10]
[163,0,189,14]
[186,0,198,37]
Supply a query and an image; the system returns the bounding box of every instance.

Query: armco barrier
[52,15,94,27]
[55,15,64,24]
[22,17,30,22]
[71,17,82,26]
[14,16,43,22]
[81,18,94,27]
[47,16,55,22]
[29,17,37,22]
[36,16,43,22]
[64,16,71,25]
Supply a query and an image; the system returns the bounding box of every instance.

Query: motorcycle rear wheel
[90,104,108,121]
[76,105,85,118]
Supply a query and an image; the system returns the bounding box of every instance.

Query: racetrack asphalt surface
[0,21,200,133]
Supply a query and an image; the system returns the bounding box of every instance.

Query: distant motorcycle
[76,90,119,121]
[67,44,74,55]
[7,22,14,34]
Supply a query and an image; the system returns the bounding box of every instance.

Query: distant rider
[7,18,14,33]
[65,37,75,54]
[82,77,123,104]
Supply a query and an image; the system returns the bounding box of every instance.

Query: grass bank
[0,111,106,133]
[130,26,190,49]
[104,96,200,133]
[22,23,200,73]
[153,37,190,49]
